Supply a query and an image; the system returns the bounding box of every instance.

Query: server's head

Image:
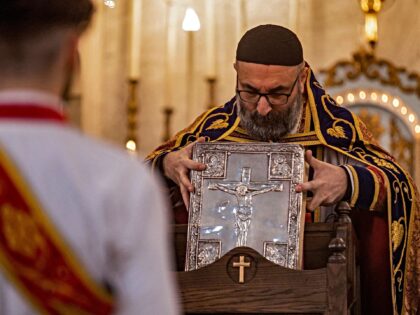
[0,0,94,91]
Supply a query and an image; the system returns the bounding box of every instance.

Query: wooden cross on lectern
[232,255,251,283]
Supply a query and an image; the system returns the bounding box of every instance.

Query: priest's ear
[298,64,309,92]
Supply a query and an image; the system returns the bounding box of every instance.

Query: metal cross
[232,255,251,283]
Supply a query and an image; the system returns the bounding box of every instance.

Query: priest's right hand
[162,137,207,209]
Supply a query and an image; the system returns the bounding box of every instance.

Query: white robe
[0,90,180,315]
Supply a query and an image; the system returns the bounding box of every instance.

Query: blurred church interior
[69,0,420,187]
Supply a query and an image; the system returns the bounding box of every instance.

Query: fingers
[167,137,207,210]
[183,141,195,154]
[305,197,314,211]
[295,182,320,211]
[295,180,314,193]
[305,196,322,211]
[305,150,322,170]
[180,184,190,210]
[179,170,193,192]
[305,149,313,162]
[183,159,206,171]
[180,139,206,210]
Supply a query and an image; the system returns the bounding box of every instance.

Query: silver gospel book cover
[185,142,306,271]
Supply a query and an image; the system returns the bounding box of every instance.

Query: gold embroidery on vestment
[391,220,405,252]
[327,125,347,139]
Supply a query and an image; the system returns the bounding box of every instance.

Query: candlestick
[206,77,217,109]
[162,107,174,141]
[126,79,139,153]
[186,31,194,121]
[183,7,200,121]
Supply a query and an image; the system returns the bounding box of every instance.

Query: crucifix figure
[208,167,283,247]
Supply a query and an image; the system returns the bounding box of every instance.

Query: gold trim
[216,117,241,141]
[0,148,113,303]
[284,131,317,139]
[304,101,312,132]
[402,177,419,313]
[320,49,420,99]
[313,146,324,222]
[320,94,356,149]
[0,252,49,315]
[234,125,249,135]
[174,105,221,147]
[351,111,371,146]
[347,165,359,207]
[367,167,379,210]
[306,71,328,148]
[382,172,398,314]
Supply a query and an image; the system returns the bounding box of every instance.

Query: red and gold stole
[0,104,114,314]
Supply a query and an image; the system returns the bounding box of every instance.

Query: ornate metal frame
[185,142,305,271]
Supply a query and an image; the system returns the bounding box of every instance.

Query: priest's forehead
[235,61,302,91]
[236,24,303,67]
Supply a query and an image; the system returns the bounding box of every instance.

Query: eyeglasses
[236,74,300,106]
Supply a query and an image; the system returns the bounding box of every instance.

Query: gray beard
[238,92,304,142]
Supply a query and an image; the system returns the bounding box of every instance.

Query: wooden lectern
[172,202,359,315]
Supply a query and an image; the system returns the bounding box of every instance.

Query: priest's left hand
[295,150,348,211]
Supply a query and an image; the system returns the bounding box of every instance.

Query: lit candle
[205,0,216,78]
[182,7,200,31]
[129,0,142,79]
[182,7,200,121]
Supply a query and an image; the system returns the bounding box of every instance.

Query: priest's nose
[256,96,272,116]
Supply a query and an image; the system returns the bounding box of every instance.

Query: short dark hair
[0,1,94,77]
[0,0,94,40]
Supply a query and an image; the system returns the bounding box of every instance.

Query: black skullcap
[236,24,303,66]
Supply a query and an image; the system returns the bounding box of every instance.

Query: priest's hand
[162,137,207,209]
[295,150,348,211]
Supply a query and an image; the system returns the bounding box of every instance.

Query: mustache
[247,109,289,126]
[237,92,303,141]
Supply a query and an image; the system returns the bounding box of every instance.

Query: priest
[146,24,419,315]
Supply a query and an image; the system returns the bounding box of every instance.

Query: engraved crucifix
[208,167,284,247]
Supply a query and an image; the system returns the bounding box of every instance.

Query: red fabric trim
[0,151,113,314]
[0,104,66,122]
[351,211,393,315]
[367,165,388,212]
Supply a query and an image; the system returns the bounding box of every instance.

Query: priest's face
[235,61,307,141]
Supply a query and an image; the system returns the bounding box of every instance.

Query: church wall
[79,0,106,139]
[100,2,129,144]
[140,0,169,155]
[377,0,420,72]
[78,0,420,185]
[298,0,362,72]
